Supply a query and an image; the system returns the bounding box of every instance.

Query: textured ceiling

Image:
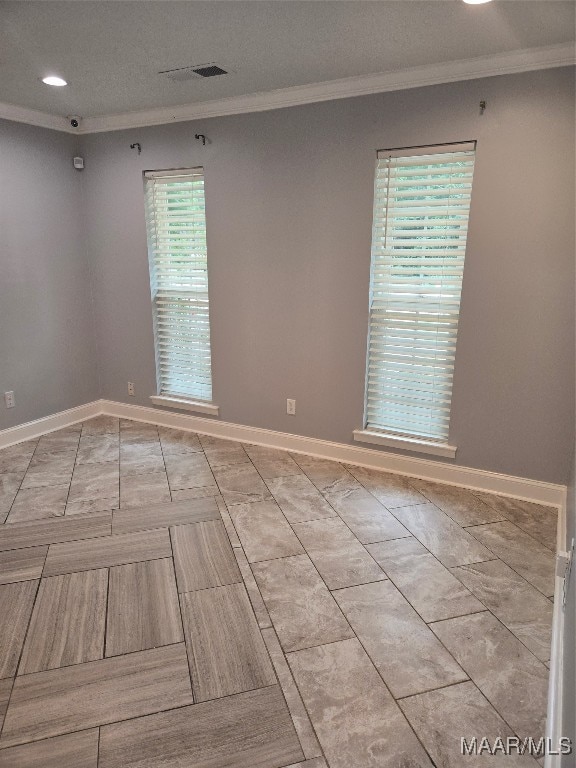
[1,0,574,118]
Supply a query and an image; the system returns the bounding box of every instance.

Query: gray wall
[82,67,575,485]
[0,120,99,429]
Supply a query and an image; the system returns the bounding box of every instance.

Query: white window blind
[365,142,476,443]
[144,168,213,402]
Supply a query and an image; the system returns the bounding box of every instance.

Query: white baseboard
[98,399,565,508]
[0,398,565,508]
[0,401,101,450]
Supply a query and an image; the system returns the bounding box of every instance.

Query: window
[363,142,476,446]
[144,168,213,404]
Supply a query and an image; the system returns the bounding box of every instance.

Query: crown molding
[0,101,77,134]
[1,43,573,136]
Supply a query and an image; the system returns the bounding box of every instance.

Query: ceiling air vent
[159,63,229,82]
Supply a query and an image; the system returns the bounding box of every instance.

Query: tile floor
[0,415,558,767]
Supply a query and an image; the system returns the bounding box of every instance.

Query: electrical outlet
[128,382,135,397]
[287,398,296,416]
[4,391,15,408]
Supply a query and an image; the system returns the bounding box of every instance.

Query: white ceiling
[1,0,574,120]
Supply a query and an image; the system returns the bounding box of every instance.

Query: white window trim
[150,394,219,416]
[353,429,457,459]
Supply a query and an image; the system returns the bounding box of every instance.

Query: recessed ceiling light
[42,75,68,87]
[462,0,493,4]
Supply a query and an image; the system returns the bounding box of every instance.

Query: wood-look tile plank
[0,677,12,730]
[261,627,322,760]
[0,729,99,768]
[0,512,111,552]
[99,685,303,768]
[1,644,193,748]
[43,528,171,577]
[0,581,38,678]
[19,569,107,674]
[181,582,275,701]
[106,558,183,657]
[233,546,272,629]
[0,546,47,585]
[171,520,241,593]
[112,498,219,535]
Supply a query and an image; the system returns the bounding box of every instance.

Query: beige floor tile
[324,482,410,544]
[0,546,47,585]
[474,492,558,551]
[199,435,250,468]
[21,452,76,489]
[106,558,183,656]
[81,416,119,436]
[400,681,540,767]
[213,464,273,506]
[452,559,554,661]
[262,627,322,760]
[468,521,556,596]
[171,520,241,592]
[266,474,337,524]
[409,479,506,527]
[99,686,304,768]
[367,537,484,622]
[284,760,328,768]
[119,420,159,442]
[19,569,107,674]
[119,441,163,460]
[0,512,112,552]
[158,427,203,455]
[0,729,99,768]
[112,497,219,534]
[287,638,433,768]
[6,485,68,524]
[0,441,37,475]
[120,472,170,508]
[76,434,120,465]
[1,644,193,748]
[68,462,119,503]
[243,444,302,479]
[43,528,171,576]
[163,452,216,491]
[170,486,220,502]
[0,473,23,522]
[253,554,354,652]
[391,503,493,568]
[233,546,272,629]
[293,517,385,590]
[65,497,119,515]
[120,454,166,477]
[290,454,354,494]
[35,429,81,455]
[334,580,466,698]
[430,612,549,741]
[228,500,304,562]
[181,582,275,701]
[345,465,428,508]
[0,580,38,678]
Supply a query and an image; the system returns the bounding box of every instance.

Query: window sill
[150,395,219,417]
[353,429,457,459]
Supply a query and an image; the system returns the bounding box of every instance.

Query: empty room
[0,1,574,766]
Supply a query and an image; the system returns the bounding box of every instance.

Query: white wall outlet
[4,391,15,408]
[128,382,135,397]
[287,398,296,416]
